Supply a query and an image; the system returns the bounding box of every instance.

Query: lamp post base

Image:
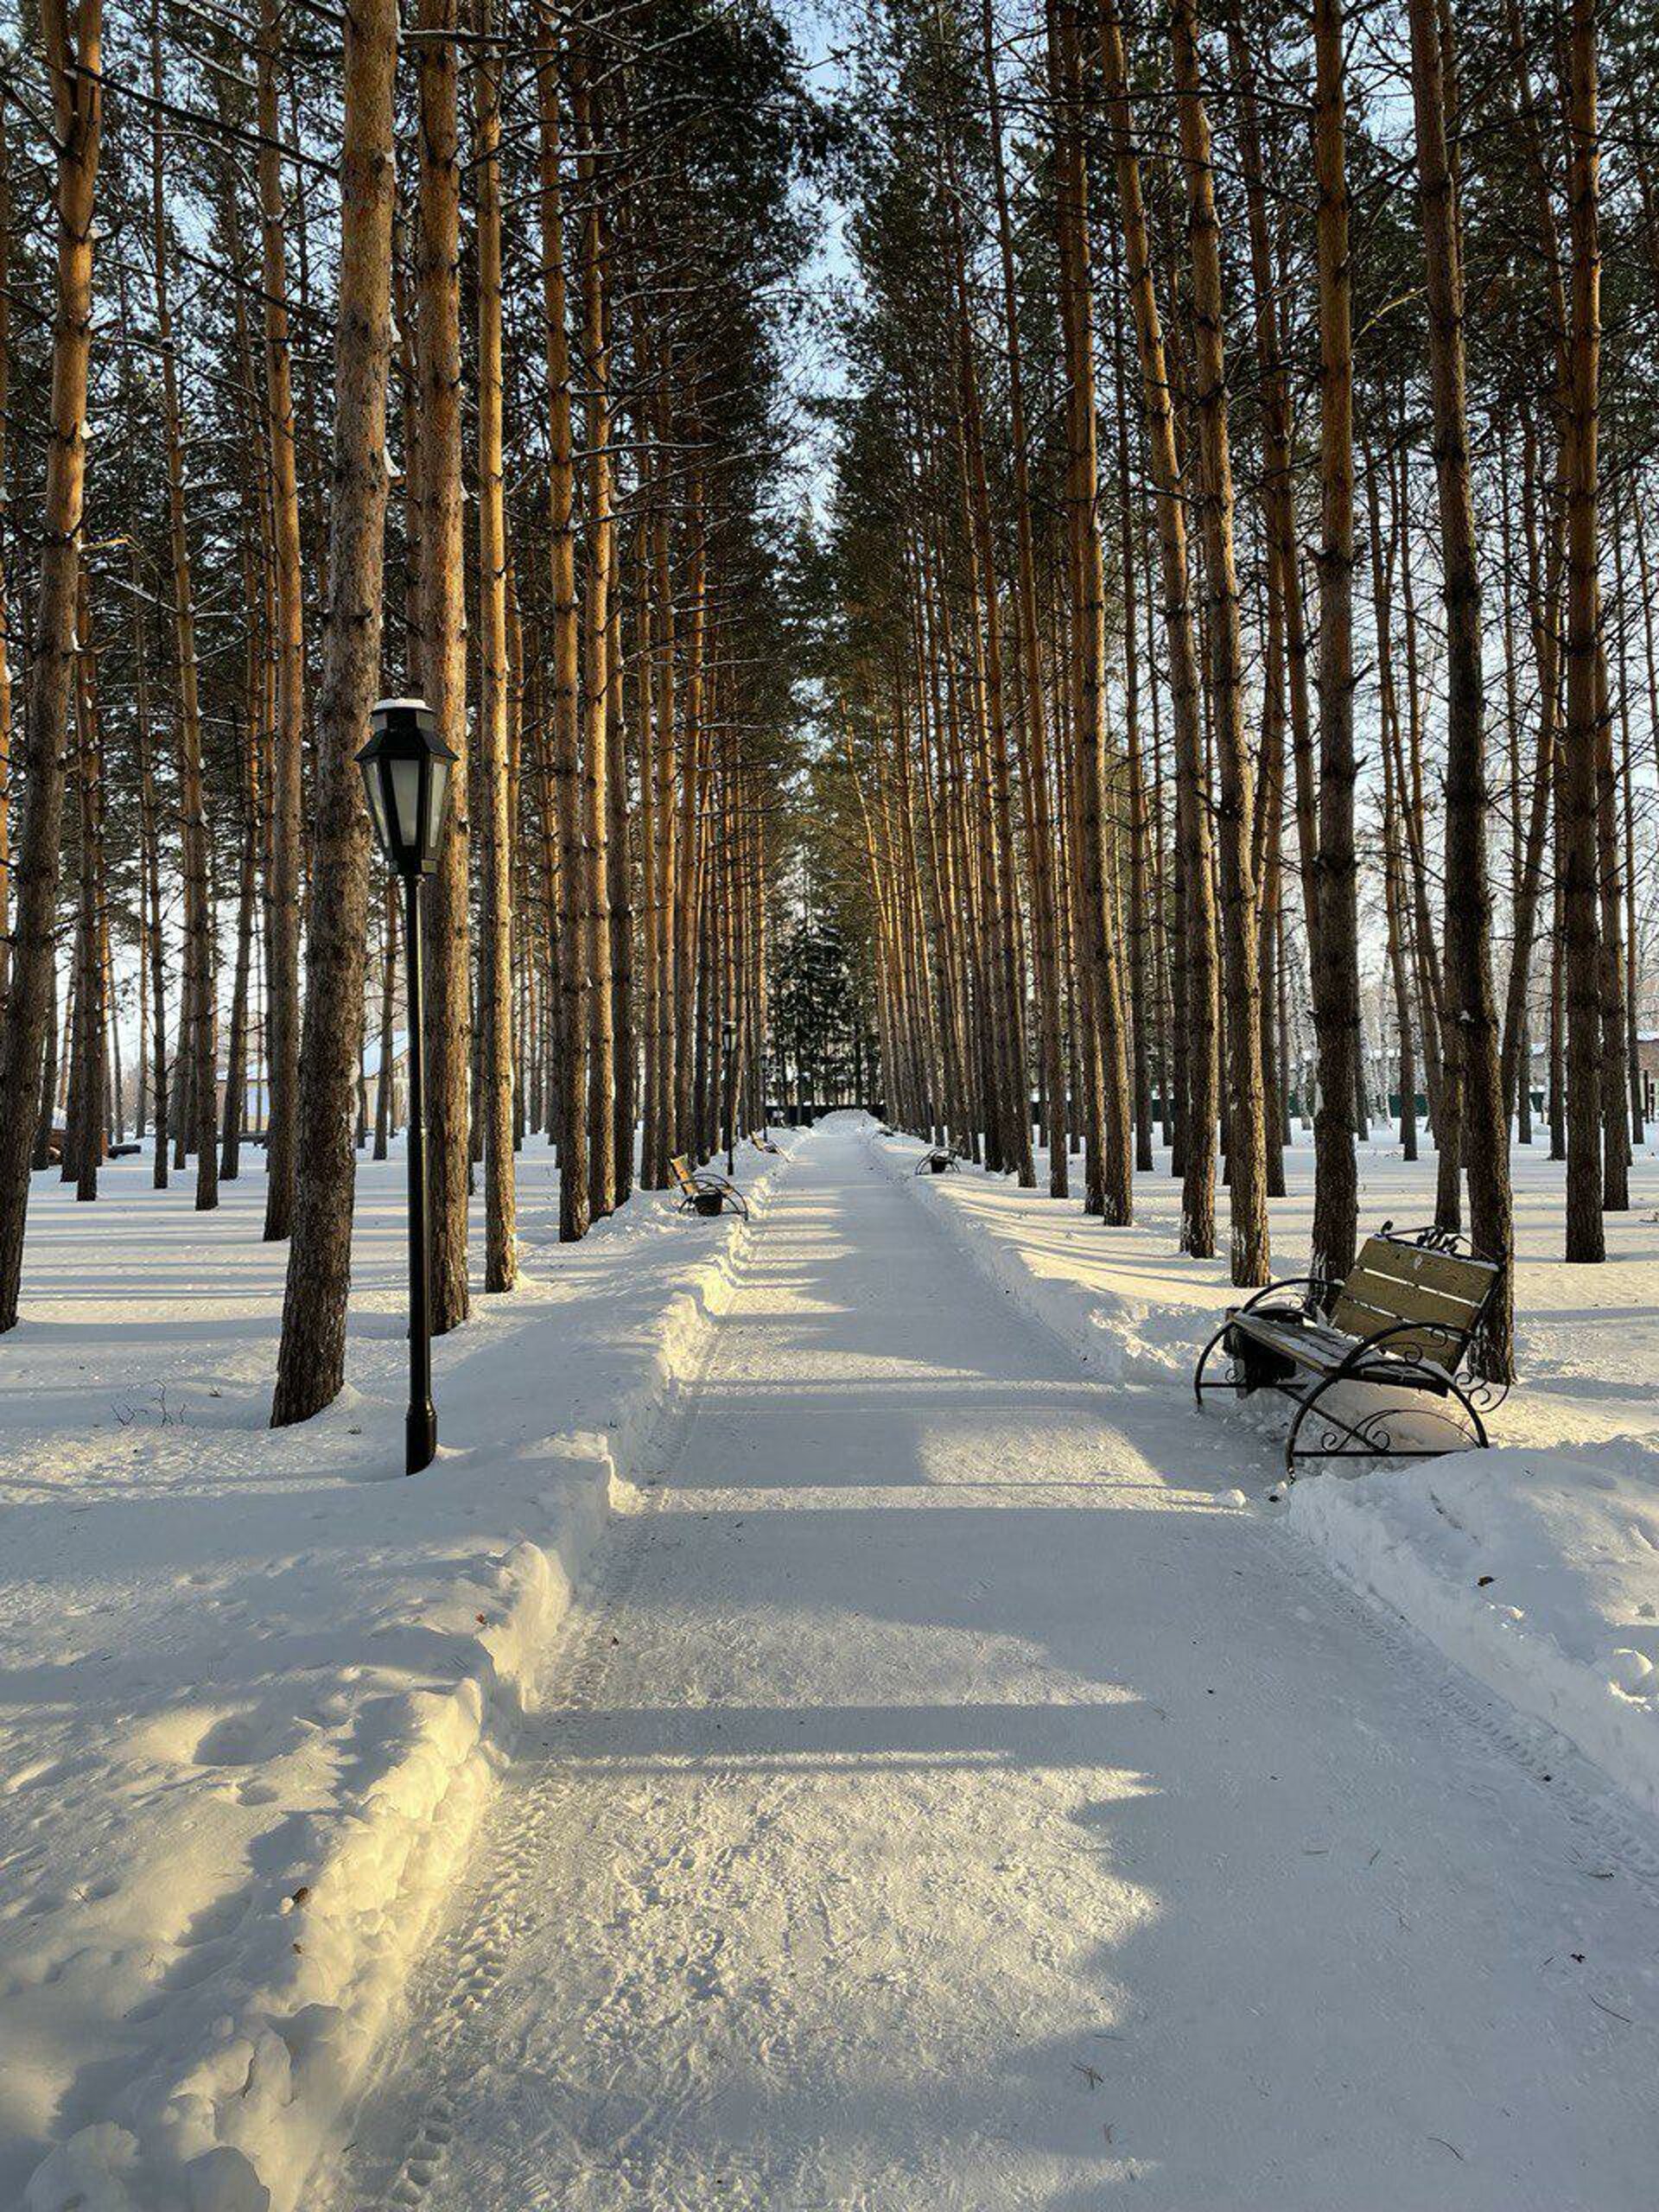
[406,1403,437,1476]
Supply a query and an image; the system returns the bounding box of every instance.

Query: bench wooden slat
[1232,1314,1353,1373]
[1237,1309,1461,1378]
[1350,1236,1497,1305]
[1332,1268,1481,1330]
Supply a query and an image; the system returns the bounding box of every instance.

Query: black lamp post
[357,697,456,1474]
[721,1017,737,1178]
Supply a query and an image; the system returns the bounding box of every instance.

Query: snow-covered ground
[7,1114,1659,2209]
[2,1138,792,2212]
[311,1116,1658,2210]
[884,1122,1659,1831]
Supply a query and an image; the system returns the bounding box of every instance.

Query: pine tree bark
[537,16,590,1239]
[270,0,399,1425]
[1310,0,1361,1283]
[1170,0,1269,1286]
[1406,0,1516,1372]
[0,0,102,1329]
[474,0,517,1291]
[983,0,1065,1196]
[1557,0,1603,1263]
[0,89,11,1014]
[1098,0,1212,1249]
[72,575,105,1199]
[150,3,217,1212]
[415,0,471,1329]
[257,0,305,1241]
[575,45,616,1218]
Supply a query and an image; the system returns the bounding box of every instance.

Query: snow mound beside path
[12,1141,793,2212]
[1288,1441,1659,1823]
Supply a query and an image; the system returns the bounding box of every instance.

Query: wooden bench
[748,1129,782,1156]
[1193,1223,1504,1476]
[669,1154,749,1220]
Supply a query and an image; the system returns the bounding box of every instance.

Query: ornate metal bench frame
[669,1156,750,1220]
[1192,1221,1506,1477]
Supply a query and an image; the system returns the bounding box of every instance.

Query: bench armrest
[1232,1274,1337,1324]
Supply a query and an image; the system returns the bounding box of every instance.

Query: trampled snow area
[6,1115,1659,2209]
[1,1138,792,2212]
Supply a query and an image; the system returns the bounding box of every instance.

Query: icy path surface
[326,1125,1656,2211]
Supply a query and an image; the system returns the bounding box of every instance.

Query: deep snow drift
[1,1140,791,2212]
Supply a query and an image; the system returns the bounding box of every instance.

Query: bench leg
[1193,1321,1249,1406]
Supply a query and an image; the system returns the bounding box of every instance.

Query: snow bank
[872,1117,1659,1825]
[4,1140,792,2212]
[1287,1442,1659,1823]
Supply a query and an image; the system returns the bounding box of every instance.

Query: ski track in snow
[321,1123,1659,2212]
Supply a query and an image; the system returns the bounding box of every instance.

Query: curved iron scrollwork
[1462,1371,1512,1414]
[1376,1217,1472,1258]
[1283,1326,1491,1474]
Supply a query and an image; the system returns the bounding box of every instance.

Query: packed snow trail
[325,1122,1657,2211]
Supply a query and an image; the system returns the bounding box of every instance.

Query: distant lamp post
[357,698,455,1475]
[721,1017,737,1178]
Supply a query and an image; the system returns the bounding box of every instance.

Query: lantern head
[357,697,455,878]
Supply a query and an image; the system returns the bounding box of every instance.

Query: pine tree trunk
[72,577,105,1199]
[1171,0,1269,1286]
[1310,0,1361,1283]
[373,877,397,1160]
[415,0,472,1328]
[575,47,616,1219]
[149,5,217,1211]
[1557,0,1604,1264]
[1406,0,1516,1373]
[270,0,399,1426]
[0,0,102,1329]
[257,0,305,1242]
[0,91,11,1014]
[1098,0,1212,1249]
[983,0,1066,1197]
[474,0,517,1291]
[537,19,590,1240]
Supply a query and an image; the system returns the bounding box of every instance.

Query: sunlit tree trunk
[474,0,516,1289]
[537,17,589,1238]
[1406,0,1515,1372]
[257,0,304,1240]
[575,45,616,1217]
[270,0,399,1424]
[415,0,471,1327]
[1099,0,1211,1249]
[1171,0,1269,1286]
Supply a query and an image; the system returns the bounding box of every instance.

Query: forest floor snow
[1,1136,793,2212]
[883,1122,1659,1830]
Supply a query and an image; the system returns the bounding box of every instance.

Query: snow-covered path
[326,1123,1657,2211]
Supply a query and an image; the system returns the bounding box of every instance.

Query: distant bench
[669,1154,749,1220]
[1193,1223,1503,1477]
[914,1147,960,1177]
